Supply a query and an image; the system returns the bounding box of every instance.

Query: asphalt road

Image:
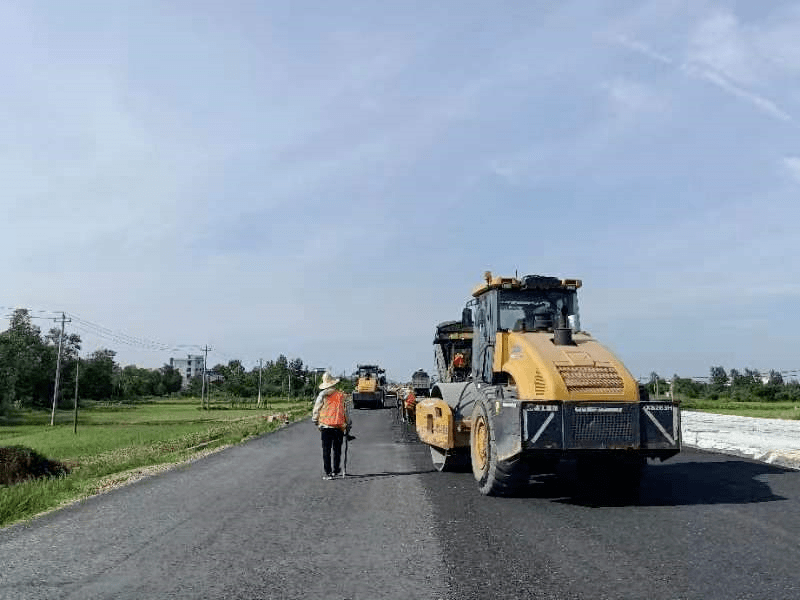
[2,407,799,600]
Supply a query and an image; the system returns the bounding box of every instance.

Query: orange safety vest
[453,353,465,368]
[319,391,347,430]
[404,391,417,410]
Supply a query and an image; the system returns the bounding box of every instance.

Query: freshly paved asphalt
[2,407,799,599]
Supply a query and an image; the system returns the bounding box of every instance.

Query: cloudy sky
[2,0,799,382]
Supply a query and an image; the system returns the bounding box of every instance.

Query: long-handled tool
[343,431,349,477]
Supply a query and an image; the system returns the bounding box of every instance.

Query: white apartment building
[170,354,205,387]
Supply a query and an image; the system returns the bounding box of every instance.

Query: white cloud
[688,6,800,83]
[612,33,673,65]
[757,11,800,74]
[603,78,665,115]
[680,64,794,123]
[611,27,795,124]
[688,11,760,85]
[783,156,800,183]
[680,7,800,123]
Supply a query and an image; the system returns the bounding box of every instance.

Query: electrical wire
[2,306,252,370]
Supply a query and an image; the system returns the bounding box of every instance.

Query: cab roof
[471,272,582,297]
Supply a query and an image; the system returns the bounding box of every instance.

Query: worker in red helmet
[312,372,352,480]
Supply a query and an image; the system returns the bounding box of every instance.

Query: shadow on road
[343,469,436,480]
[514,459,792,507]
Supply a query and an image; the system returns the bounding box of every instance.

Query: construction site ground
[2,408,799,599]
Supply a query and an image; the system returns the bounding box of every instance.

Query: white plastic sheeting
[681,410,800,470]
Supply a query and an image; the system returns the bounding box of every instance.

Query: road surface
[2,407,799,599]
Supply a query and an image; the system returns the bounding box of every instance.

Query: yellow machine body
[494,331,640,402]
[416,272,681,492]
[416,397,454,449]
[357,376,378,393]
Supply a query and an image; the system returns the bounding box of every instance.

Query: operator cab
[465,273,582,384]
[499,289,580,333]
[356,364,385,385]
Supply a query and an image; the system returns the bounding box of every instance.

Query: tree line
[0,309,184,414]
[647,366,800,402]
[0,309,348,416]
[187,355,354,401]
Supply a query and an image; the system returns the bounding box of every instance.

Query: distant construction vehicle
[411,369,431,397]
[416,272,681,496]
[352,364,386,409]
[433,320,473,383]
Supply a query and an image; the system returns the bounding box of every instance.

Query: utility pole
[73,358,80,434]
[257,358,263,408]
[200,345,210,410]
[50,312,71,426]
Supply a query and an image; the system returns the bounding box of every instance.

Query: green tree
[115,365,165,398]
[708,366,729,398]
[45,328,81,360]
[161,364,183,395]
[185,374,203,396]
[81,349,118,400]
[671,375,704,399]
[0,309,51,409]
[743,368,762,386]
[768,369,784,386]
[213,360,254,397]
[646,371,668,397]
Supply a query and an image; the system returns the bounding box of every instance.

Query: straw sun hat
[319,371,340,390]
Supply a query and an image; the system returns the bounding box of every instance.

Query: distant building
[170,354,204,387]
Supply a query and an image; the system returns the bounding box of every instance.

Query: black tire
[638,384,650,402]
[470,396,528,496]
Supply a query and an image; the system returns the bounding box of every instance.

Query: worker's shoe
[322,474,333,480]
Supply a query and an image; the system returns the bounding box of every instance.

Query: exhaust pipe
[553,307,575,346]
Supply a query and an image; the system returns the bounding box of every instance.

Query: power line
[2,306,259,372]
[67,313,201,352]
[1,306,203,353]
[0,306,60,315]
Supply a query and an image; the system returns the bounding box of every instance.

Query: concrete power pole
[201,346,210,410]
[73,358,80,434]
[257,358,263,408]
[50,312,71,426]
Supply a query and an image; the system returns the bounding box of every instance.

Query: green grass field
[679,397,800,420]
[0,396,312,528]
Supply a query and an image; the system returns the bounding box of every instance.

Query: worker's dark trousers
[320,428,344,475]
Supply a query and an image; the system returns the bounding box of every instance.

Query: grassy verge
[679,397,800,420]
[0,396,312,528]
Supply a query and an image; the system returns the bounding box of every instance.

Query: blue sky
[2,1,799,382]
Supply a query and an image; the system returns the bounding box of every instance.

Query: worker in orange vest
[312,371,352,480]
[453,352,466,369]
[403,388,417,423]
[404,388,417,410]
